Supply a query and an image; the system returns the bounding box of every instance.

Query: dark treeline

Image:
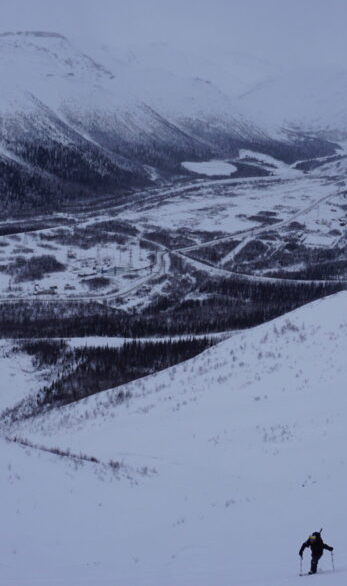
[93,220,138,236]
[188,240,240,264]
[0,275,344,338]
[21,339,69,366]
[0,156,59,214]
[143,230,195,249]
[267,259,347,281]
[0,138,147,215]
[8,254,65,282]
[4,337,212,424]
[40,223,133,249]
[12,140,141,191]
[0,218,67,236]
[197,275,343,302]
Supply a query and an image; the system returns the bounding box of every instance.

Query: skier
[299,530,334,574]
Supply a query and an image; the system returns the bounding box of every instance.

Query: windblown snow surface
[1,292,347,585]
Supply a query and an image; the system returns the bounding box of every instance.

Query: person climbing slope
[299,530,334,574]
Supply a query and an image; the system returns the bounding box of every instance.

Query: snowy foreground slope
[2,292,347,585]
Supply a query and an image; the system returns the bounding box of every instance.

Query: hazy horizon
[1,0,347,71]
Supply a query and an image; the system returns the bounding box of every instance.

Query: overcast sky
[1,0,347,69]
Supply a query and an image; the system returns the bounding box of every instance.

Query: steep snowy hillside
[0,33,151,212]
[0,32,213,212]
[0,32,250,209]
[93,42,276,97]
[240,68,347,139]
[91,43,338,162]
[0,32,338,214]
[2,292,347,585]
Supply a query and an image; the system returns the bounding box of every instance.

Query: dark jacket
[299,532,333,558]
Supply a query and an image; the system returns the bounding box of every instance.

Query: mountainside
[0,32,339,215]
[1,291,346,585]
[92,42,277,97]
[240,68,347,140]
[0,32,243,213]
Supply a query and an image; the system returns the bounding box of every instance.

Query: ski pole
[331,552,335,572]
[300,556,303,575]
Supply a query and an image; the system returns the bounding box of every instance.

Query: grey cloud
[1,0,347,69]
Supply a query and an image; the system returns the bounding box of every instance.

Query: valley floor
[1,148,346,309]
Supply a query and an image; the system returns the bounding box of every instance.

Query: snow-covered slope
[2,291,347,585]
[240,68,347,139]
[94,42,276,98]
[0,31,248,157]
[0,32,339,213]
[0,33,152,212]
[0,32,216,211]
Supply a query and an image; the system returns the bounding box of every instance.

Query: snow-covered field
[119,172,344,237]
[182,160,237,177]
[237,150,302,178]
[1,292,347,585]
[0,227,154,299]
